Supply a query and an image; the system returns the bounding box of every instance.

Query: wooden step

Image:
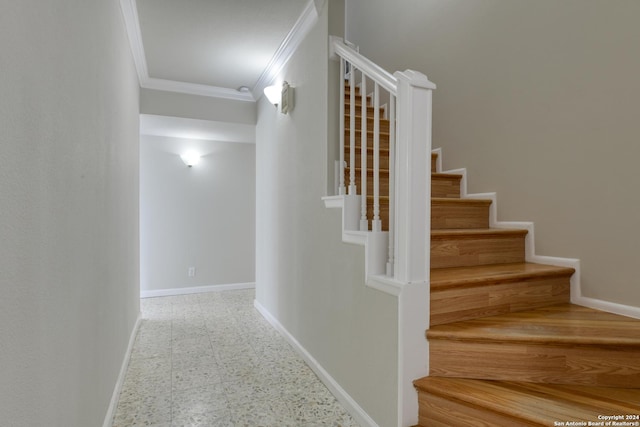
[345,146,390,174]
[431,173,462,198]
[345,114,390,133]
[430,262,573,325]
[344,167,390,197]
[345,129,390,150]
[431,198,490,229]
[344,102,386,117]
[431,228,527,269]
[342,169,464,200]
[344,84,361,94]
[414,376,640,426]
[428,304,640,387]
[431,152,437,173]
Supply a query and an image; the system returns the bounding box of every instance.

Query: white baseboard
[140,282,255,298]
[103,313,142,427]
[253,300,379,427]
[572,295,640,320]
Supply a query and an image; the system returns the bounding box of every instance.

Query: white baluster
[359,74,368,231]
[387,94,396,276]
[338,59,346,195]
[372,83,382,232]
[348,65,357,195]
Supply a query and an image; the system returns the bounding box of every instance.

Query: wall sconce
[263,84,281,106]
[263,81,294,114]
[180,151,200,167]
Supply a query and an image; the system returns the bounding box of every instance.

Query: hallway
[112,289,359,426]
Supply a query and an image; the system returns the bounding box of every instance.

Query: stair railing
[333,38,435,283]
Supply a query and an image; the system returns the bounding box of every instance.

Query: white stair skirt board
[254,300,380,427]
[140,282,256,298]
[103,314,142,427]
[322,195,390,288]
[442,154,640,321]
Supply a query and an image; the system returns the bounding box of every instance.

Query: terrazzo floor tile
[112,289,360,427]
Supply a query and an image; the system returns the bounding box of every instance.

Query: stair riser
[431,234,526,268]
[431,153,437,173]
[432,176,461,198]
[344,102,386,118]
[417,391,534,427]
[345,130,390,150]
[429,340,640,388]
[345,149,390,172]
[430,277,571,326]
[344,168,389,197]
[345,115,390,133]
[341,173,466,201]
[431,202,489,229]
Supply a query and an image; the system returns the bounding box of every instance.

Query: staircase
[343,84,640,426]
[344,84,390,231]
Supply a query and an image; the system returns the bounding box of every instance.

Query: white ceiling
[121,0,318,102]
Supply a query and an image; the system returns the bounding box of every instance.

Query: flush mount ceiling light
[180,151,201,167]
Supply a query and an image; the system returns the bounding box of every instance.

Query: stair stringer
[322,194,392,289]
[438,156,640,320]
[323,194,430,427]
[441,165,582,299]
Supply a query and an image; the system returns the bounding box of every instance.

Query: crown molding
[252,0,322,100]
[119,0,256,102]
[119,0,148,83]
[142,78,255,102]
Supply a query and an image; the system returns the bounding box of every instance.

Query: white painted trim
[322,195,344,209]
[252,0,321,100]
[449,164,584,303]
[118,0,255,102]
[367,274,404,296]
[443,155,640,319]
[253,300,379,427]
[142,78,255,102]
[572,295,640,320]
[431,147,442,173]
[140,282,256,298]
[119,0,148,84]
[333,39,398,95]
[102,314,142,427]
[397,282,429,427]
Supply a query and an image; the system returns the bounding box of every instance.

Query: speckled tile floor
[112,289,360,427]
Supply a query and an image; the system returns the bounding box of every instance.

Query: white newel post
[393,70,436,427]
[393,70,434,284]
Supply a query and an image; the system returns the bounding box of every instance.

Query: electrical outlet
[188,267,196,277]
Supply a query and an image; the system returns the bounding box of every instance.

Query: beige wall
[255,1,398,425]
[346,0,640,307]
[0,0,140,425]
[140,88,256,124]
[140,136,255,293]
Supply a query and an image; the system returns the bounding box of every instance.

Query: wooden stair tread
[428,303,640,346]
[431,262,574,290]
[345,166,389,175]
[432,172,462,180]
[414,377,640,423]
[431,228,528,239]
[345,128,391,136]
[345,144,390,153]
[431,197,491,206]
